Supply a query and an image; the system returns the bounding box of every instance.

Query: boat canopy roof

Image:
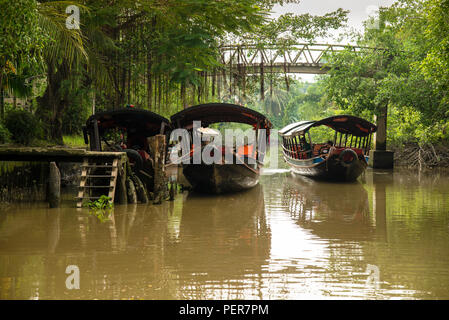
[170,103,272,130]
[85,107,171,137]
[279,115,377,137]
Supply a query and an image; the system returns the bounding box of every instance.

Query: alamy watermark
[66,5,80,30]
[168,121,278,168]
[65,265,80,290]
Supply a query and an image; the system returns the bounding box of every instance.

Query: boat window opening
[295,136,300,159]
[282,137,285,153]
[288,137,294,159]
[308,126,333,143]
[286,137,291,158]
[364,136,368,153]
[295,136,300,158]
[282,137,288,158]
[291,137,298,159]
[102,128,127,151]
[366,134,372,154]
[292,137,299,159]
[291,137,296,159]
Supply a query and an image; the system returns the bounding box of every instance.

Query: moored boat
[170,103,272,194]
[279,115,377,182]
[82,106,172,192]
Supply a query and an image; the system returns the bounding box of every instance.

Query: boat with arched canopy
[279,115,377,181]
[171,103,272,193]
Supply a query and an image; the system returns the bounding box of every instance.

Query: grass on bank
[63,135,86,148]
[0,135,87,149]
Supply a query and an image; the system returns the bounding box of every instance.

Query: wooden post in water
[115,160,128,205]
[148,134,168,204]
[48,162,61,208]
[125,161,137,204]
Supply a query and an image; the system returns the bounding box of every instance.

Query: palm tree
[34,1,88,143]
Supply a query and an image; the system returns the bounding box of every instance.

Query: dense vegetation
[0,0,346,145]
[0,0,448,167]
[253,0,449,167]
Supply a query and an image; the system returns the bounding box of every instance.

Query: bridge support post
[369,106,394,169]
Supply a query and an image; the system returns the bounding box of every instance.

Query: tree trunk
[37,59,70,145]
[0,86,4,120]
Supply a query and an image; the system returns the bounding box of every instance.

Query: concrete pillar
[369,106,394,169]
[374,108,387,151]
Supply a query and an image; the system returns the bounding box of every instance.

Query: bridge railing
[219,43,382,74]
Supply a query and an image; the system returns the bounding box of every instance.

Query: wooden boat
[279,115,377,182]
[83,106,171,154]
[170,103,272,194]
[82,106,171,190]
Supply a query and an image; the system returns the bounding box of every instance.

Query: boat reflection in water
[282,175,375,240]
[166,185,271,299]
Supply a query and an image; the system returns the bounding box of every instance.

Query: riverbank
[393,143,449,169]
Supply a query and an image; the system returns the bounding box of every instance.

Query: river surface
[1,168,449,300]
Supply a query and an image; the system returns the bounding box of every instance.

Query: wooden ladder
[76,158,119,208]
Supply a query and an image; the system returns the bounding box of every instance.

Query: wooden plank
[78,186,114,189]
[82,165,117,169]
[76,158,89,208]
[0,147,126,163]
[108,159,119,202]
[86,175,114,178]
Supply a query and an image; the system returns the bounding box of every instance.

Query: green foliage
[323,0,449,147]
[87,195,113,210]
[0,121,11,144]
[5,110,42,145]
[0,0,46,68]
[63,135,86,148]
[59,79,91,135]
[86,195,113,222]
[252,8,348,43]
[0,0,351,144]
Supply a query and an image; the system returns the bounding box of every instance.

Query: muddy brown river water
[1,168,449,299]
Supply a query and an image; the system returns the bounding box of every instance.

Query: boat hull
[182,162,260,194]
[286,156,367,182]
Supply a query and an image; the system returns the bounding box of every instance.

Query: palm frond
[37,1,88,65]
